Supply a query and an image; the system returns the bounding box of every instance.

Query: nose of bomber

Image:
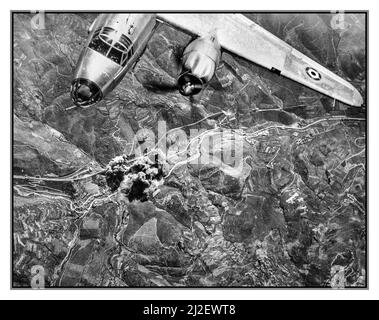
[71,78,103,107]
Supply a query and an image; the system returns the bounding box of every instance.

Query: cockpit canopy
[88,27,134,66]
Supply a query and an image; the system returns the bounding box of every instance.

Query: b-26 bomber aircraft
[71,13,364,108]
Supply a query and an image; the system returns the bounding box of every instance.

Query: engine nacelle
[178,35,221,96]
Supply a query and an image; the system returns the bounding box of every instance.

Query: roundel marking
[306,67,322,81]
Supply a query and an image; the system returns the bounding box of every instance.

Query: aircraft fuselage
[71,13,223,106]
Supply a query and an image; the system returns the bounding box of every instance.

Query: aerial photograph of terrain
[12,12,366,288]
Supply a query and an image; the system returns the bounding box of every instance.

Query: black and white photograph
[11,10,367,291]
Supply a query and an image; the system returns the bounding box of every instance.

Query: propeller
[142,42,185,93]
[142,81,178,93]
[171,44,184,70]
[142,78,201,119]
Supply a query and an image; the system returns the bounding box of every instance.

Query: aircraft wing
[157,13,364,107]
